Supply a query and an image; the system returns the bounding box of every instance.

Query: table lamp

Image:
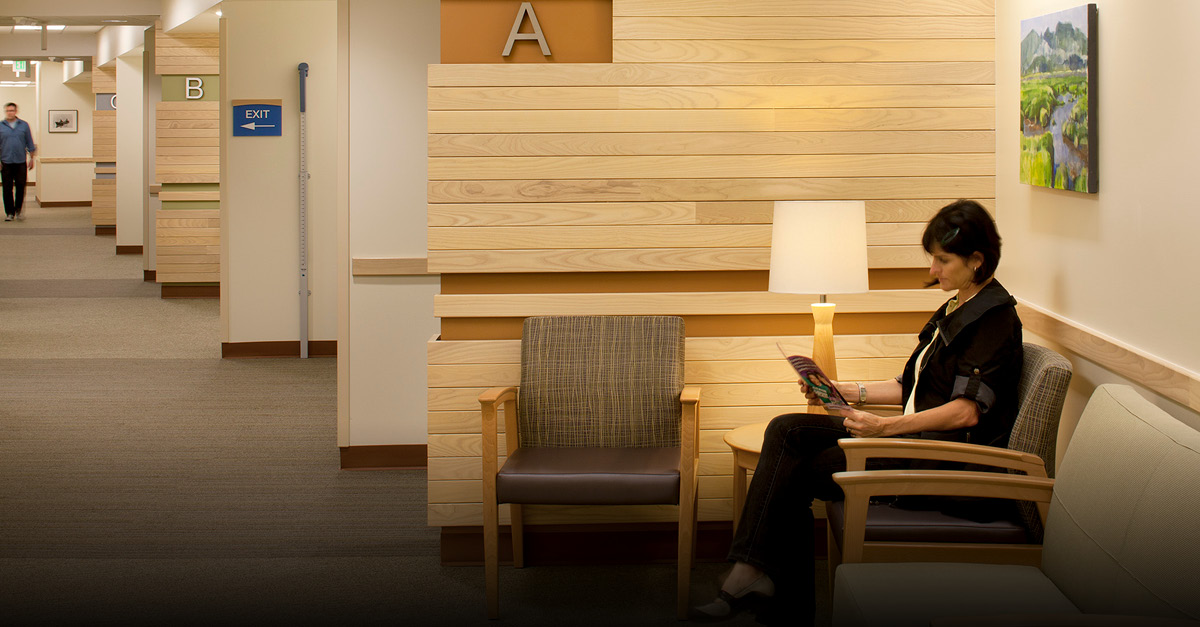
[768,200,870,380]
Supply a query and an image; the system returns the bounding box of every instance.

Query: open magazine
[777,343,851,411]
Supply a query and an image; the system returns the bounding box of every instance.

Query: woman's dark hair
[921,199,1001,285]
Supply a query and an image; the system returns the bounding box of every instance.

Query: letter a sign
[502,2,551,57]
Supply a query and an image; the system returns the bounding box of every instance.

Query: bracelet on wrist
[856,382,867,406]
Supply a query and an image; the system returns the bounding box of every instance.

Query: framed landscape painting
[1020,4,1098,193]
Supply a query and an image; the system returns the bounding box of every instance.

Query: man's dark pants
[2,161,28,217]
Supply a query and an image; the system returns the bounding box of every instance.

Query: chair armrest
[480,386,519,473]
[839,438,1048,477]
[834,469,1055,501]
[833,469,1054,564]
[680,386,702,488]
[932,614,1200,627]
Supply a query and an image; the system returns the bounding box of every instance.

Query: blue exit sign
[232,99,282,136]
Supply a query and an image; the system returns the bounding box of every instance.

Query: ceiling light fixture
[216,10,223,17]
[15,25,66,31]
[101,19,128,23]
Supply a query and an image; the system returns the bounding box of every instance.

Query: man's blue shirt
[0,118,37,164]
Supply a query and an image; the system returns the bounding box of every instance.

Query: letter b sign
[186,77,204,100]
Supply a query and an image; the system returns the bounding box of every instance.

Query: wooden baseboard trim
[221,340,337,359]
[144,270,156,282]
[439,520,827,566]
[39,201,92,207]
[161,284,219,299]
[340,444,427,470]
[95,225,115,235]
[116,245,142,255]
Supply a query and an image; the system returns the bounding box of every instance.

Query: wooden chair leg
[484,498,500,619]
[677,497,697,620]
[510,503,525,569]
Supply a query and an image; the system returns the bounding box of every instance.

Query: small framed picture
[48,109,78,133]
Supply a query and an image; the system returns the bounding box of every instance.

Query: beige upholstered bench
[832,384,1200,626]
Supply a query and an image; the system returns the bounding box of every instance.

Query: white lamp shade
[768,200,870,295]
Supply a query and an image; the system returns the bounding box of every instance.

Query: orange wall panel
[441,0,613,63]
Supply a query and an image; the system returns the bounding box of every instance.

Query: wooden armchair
[826,343,1073,573]
[479,315,701,620]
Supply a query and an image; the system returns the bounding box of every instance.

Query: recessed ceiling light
[101,19,128,23]
[14,25,66,31]
[216,10,223,17]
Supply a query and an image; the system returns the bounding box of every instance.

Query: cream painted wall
[115,50,146,248]
[342,0,441,446]
[97,25,147,67]
[0,84,37,184]
[222,1,338,343]
[35,61,94,203]
[997,1,1200,459]
[161,0,222,32]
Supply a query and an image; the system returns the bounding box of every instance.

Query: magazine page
[776,343,851,411]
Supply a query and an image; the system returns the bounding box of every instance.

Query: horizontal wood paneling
[611,16,994,40]
[92,111,116,162]
[90,179,116,226]
[429,154,992,180]
[429,130,995,157]
[156,208,219,283]
[40,157,93,163]
[428,0,994,529]
[155,23,219,75]
[430,108,994,133]
[155,102,219,184]
[434,289,946,318]
[91,63,116,94]
[428,62,993,86]
[428,85,994,110]
[611,0,995,17]
[351,258,434,276]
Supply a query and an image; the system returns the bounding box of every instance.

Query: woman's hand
[833,408,892,438]
[798,379,823,406]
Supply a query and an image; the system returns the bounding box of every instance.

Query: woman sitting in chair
[692,199,1023,624]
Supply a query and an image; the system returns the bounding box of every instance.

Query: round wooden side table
[723,420,769,532]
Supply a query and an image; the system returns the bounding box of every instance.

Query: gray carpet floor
[0,202,824,625]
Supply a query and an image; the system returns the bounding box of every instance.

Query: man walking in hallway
[1,102,37,221]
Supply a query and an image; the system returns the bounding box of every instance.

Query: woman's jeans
[727,412,900,622]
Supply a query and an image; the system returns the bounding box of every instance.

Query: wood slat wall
[154,23,219,75]
[92,63,116,227]
[155,208,219,282]
[91,64,116,94]
[426,0,995,528]
[154,22,220,285]
[155,102,220,184]
[91,179,116,226]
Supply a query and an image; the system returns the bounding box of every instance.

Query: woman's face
[928,244,978,292]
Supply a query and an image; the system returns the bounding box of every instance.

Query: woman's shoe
[689,573,775,622]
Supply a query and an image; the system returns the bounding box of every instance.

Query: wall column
[115,50,146,253]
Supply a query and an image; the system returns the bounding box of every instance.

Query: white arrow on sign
[240,122,276,130]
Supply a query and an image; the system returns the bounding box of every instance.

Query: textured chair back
[1009,343,1073,478]
[517,315,685,448]
[1009,342,1072,541]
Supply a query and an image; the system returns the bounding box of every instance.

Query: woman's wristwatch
[855,382,867,406]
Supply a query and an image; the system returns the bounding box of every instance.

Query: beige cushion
[833,563,1078,627]
[1041,385,1200,620]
